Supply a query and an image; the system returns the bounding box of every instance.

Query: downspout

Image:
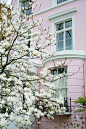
[83,62,85,96]
[83,61,86,129]
[84,60,86,96]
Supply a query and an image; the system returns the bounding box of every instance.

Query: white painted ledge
[33,50,86,67]
[54,112,73,115]
[48,7,77,20]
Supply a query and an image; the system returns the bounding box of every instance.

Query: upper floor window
[56,20,72,51]
[21,0,32,15]
[57,0,68,4]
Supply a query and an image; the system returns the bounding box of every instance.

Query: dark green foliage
[80,116,83,119]
[82,122,85,124]
[81,126,84,128]
[75,109,85,113]
[74,96,86,106]
[77,124,80,127]
[71,123,73,126]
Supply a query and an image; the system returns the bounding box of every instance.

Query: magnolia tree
[0,0,66,128]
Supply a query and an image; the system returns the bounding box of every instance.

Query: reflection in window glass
[57,41,64,51]
[63,0,67,2]
[65,20,72,28]
[59,0,62,4]
[65,30,72,50]
[51,69,57,75]
[21,0,32,15]
[57,33,64,41]
[56,33,64,51]
[56,20,72,51]
[57,0,67,4]
[22,2,25,7]
[65,30,72,39]
[57,23,63,31]
[58,68,67,74]
[65,39,72,50]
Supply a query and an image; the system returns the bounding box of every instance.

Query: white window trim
[56,20,72,51]
[52,67,68,98]
[49,8,76,53]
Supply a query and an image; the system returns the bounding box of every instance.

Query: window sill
[33,50,86,67]
[54,112,72,115]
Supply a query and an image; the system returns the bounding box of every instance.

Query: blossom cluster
[0,0,66,128]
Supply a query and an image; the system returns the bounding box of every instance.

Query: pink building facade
[13,0,86,128]
[33,0,86,128]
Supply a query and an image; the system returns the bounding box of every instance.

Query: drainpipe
[83,61,86,129]
[83,63,85,96]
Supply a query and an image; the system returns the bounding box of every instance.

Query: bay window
[51,67,67,98]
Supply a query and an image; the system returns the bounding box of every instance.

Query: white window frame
[51,67,68,98]
[51,12,75,53]
[56,19,72,51]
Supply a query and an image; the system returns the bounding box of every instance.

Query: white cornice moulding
[33,0,77,16]
[33,50,86,67]
[48,7,77,20]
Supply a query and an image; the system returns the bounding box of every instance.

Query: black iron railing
[64,97,71,113]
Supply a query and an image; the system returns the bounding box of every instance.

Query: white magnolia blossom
[0,0,67,128]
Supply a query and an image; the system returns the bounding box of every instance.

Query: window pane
[26,9,29,15]
[26,0,30,7]
[26,0,31,7]
[56,23,63,31]
[56,89,67,97]
[22,1,32,15]
[29,7,32,14]
[56,32,64,51]
[58,68,64,74]
[57,0,67,4]
[65,20,72,28]
[26,8,32,15]
[27,41,30,57]
[58,68,67,74]
[58,0,62,4]
[51,69,57,75]
[65,30,72,39]
[57,41,64,51]
[22,2,25,7]
[65,30,72,50]
[57,32,63,41]
[23,10,26,14]
[64,67,67,73]
[63,0,67,2]
[65,39,72,50]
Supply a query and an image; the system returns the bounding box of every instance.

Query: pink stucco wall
[33,0,86,99]
[34,0,86,53]
[33,1,86,128]
[34,0,52,12]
